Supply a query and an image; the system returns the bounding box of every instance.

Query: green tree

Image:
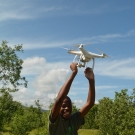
[10,100,48,135]
[83,104,98,129]
[97,89,135,135]
[72,102,79,113]
[0,40,27,92]
[110,89,135,135]
[0,91,22,131]
[96,97,113,135]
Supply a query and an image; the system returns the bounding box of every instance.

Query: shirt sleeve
[71,111,85,130]
[49,110,60,125]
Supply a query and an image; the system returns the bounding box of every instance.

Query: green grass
[78,129,99,135]
[0,126,10,135]
[1,132,10,135]
[1,129,99,135]
[29,129,99,135]
[1,126,99,135]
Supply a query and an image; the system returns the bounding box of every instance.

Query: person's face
[59,98,72,120]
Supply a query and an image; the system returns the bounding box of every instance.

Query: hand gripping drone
[62,44,109,70]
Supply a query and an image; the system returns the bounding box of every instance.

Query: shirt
[48,111,85,135]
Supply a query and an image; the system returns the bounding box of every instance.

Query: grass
[1,125,99,135]
[1,129,99,135]
[29,129,99,135]
[78,129,99,135]
[0,132,10,135]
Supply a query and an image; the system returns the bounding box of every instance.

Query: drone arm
[92,58,95,70]
[73,55,78,62]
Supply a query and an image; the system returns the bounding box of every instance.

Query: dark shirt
[48,111,85,135]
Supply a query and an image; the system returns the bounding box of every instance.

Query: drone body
[65,44,108,69]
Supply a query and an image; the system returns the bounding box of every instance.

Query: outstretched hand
[70,62,78,74]
[84,67,94,81]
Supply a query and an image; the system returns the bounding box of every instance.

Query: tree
[0,40,27,92]
[72,102,79,113]
[83,104,98,129]
[96,97,113,135]
[110,89,135,135]
[0,92,22,131]
[97,89,135,135]
[10,101,49,135]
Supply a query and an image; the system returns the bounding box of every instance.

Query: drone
[62,44,109,69]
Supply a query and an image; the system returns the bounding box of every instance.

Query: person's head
[59,96,72,120]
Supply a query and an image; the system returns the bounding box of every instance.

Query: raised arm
[51,62,78,122]
[80,67,95,118]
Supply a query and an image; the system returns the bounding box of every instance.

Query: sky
[0,0,135,109]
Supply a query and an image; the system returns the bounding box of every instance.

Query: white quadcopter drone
[62,44,109,69]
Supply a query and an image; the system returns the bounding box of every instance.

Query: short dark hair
[65,96,71,102]
[64,96,72,106]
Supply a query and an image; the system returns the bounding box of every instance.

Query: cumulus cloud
[33,68,69,92]
[22,57,46,75]
[74,100,84,109]
[13,56,70,108]
[12,56,135,109]
[95,58,135,79]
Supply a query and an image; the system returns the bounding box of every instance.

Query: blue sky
[0,0,135,109]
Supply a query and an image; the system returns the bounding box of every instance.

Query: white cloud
[15,57,70,108]
[96,85,118,91]
[0,1,131,22]
[47,93,57,100]
[22,57,46,75]
[81,29,135,44]
[5,29,135,50]
[0,1,69,22]
[74,100,84,109]
[95,58,135,79]
[0,1,34,21]
[11,56,135,109]
[33,68,69,92]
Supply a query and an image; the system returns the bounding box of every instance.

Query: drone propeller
[103,54,109,58]
[96,48,109,58]
[60,47,71,50]
[74,43,92,47]
[96,48,104,54]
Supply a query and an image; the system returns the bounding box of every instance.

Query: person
[48,62,95,135]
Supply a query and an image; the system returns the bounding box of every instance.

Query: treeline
[0,91,49,134]
[0,89,135,135]
[83,88,135,135]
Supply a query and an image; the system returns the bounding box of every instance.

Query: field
[1,129,99,135]
[78,129,99,135]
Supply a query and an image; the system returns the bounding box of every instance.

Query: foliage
[97,89,135,135]
[0,40,27,92]
[72,102,79,113]
[96,97,113,134]
[0,106,4,131]
[10,100,49,135]
[83,104,98,129]
[1,88,135,135]
[0,92,22,131]
[30,111,49,135]
[10,102,43,135]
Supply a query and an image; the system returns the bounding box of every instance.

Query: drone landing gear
[77,62,86,68]
[77,58,95,70]
[92,58,95,70]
